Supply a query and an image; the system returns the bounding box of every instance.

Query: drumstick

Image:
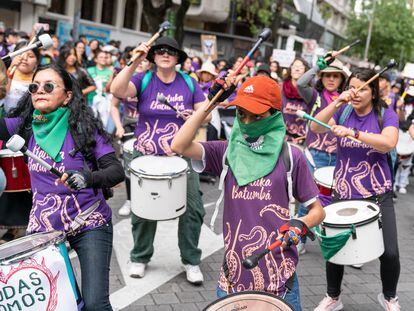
[335,59,397,108]
[242,237,284,270]
[325,39,360,62]
[204,28,272,113]
[123,132,135,137]
[157,94,186,120]
[296,110,362,143]
[127,21,170,66]
[6,134,63,178]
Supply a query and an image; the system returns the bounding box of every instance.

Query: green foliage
[346,0,414,65]
[235,0,274,35]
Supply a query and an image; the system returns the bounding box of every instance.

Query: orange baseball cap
[230,76,282,114]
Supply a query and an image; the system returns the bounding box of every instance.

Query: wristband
[353,128,360,139]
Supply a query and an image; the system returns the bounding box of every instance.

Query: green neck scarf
[227,111,286,186]
[32,107,70,162]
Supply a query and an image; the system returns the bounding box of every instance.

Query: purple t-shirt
[122,96,139,119]
[332,106,398,199]
[198,80,213,96]
[131,72,205,155]
[305,91,337,154]
[5,118,114,235]
[282,94,309,140]
[194,141,318,295]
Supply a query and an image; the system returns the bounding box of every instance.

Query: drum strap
[69,200,101,233]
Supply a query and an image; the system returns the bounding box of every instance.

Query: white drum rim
[314,166,335,187]
[322,200,380,229]
[203,290,294,311]
[130,156,188,178]
[0,149,23,157]
[0,231,65,264]
[122,138,136,154]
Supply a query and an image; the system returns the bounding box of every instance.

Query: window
[102,0,115,25]
[124,0,137,29]
[81,0,95,21]
[49,0,66,14]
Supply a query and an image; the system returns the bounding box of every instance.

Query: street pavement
[70,176,414,311]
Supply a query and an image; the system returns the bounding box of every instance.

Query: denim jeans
[68,222,113,311]
[215,273,302,311]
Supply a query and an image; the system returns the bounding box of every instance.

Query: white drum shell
[322,201,384,265]
[122,138,136,178]
[130,156,188,220]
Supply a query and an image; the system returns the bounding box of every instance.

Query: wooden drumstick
[325,39,360,62]
[335,59,397,108]
[157,94,186,120]
[127,21,170,66]
[8,31,40,76]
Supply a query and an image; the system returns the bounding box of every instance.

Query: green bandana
[227,111,286,186]
[32,107,70,162]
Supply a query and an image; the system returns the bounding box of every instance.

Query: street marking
[110,218,223,310]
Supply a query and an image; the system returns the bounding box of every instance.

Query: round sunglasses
[154,47,178,57]
[28,82,64,94]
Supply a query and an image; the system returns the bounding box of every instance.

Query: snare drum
[397,130,414,158]
[130,155,188,220]
[0,231,83,310]
[204,291,294,311]
[122,138,136,177]
[314,166,335,196]
[321,200,384,265]
[0,149,31,192]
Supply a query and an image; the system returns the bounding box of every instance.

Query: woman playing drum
[311,68,400,311]
[0,64,125,310]
[172,76,325,311]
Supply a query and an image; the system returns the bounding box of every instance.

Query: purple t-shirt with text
[5,118,114,235]
[332,106,398,199]
[305,91,337,154]
[131,72,205,155]
[195,141,318,295]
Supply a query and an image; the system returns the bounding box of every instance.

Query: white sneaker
[184,264,204,285]
[378,293,401,311]
[296,242,306,255]
[118,200,131,216]
[314,294,343,311]
[128,262,146,278]
[399,187,407,194]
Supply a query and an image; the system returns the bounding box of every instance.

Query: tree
[346,0,414,65]
[141,0,191,47]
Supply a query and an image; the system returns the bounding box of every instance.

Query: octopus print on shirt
[131,72,206,156]
[332,106,399,199]
[5,117,114,235]
[194,141,318,295]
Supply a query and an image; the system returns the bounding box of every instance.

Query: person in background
[87,50,113,106]
[281,57,310,144]
[270,60,282,82]
[0,28,18,59]
[379,73,397,111]
[40,35,60,65]
[87,39,101,67]
[181,57,198,80]
[255,64,271,78]
[75,40,87,67]
[0,60,7,195]
[191,56,203,72]
[57,45,96,96]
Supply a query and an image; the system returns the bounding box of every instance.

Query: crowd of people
[1,24,413,311]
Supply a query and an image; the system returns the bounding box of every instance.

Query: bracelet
[353,128,360,139]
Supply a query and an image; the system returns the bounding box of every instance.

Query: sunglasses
[154,47,178,57]
[28,82,64,94]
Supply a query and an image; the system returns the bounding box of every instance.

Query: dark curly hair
[8,64,110,160]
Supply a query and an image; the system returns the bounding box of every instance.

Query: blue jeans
[216,273,302,311]
[298,149,336,242]
[68,222,113,311]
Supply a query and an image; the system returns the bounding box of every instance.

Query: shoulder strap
[178,71,195,94]
[338,104,353,125]
[281,142,295,205]
[139,71,153,96]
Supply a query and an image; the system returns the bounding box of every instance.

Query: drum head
[0,231,64,263]
[130,155,188,177]
[122,138,136,153]
[323,200,380,227]
[0,149,23,157]
[313,166,335,187]
[204,291,294,311]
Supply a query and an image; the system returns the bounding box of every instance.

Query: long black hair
[346,67,387,126]
[315,72,346,93]
[8,64,110,160]
[284,57,310,82]
[57,45,79,69]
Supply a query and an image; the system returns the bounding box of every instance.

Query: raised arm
[297,66,319,104]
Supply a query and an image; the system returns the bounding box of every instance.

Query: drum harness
[214,142,297,295]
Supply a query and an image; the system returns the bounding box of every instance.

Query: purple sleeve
[291,146,319,204]
[130,72,146,97]
[94,132,115,160]
[5,118,23,136]
[191,77,207,104]
[382,106,399,129]
[199,141,228,176]
[332,105,346,124]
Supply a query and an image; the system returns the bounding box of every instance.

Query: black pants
[326,191,400,300]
